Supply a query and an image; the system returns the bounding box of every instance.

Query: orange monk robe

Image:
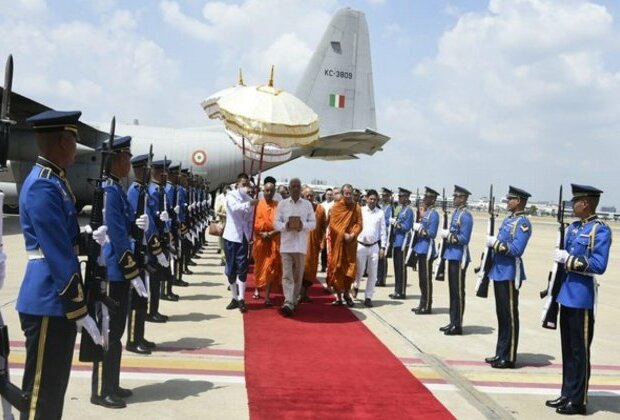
[252,199,282,292]
[303,204,327,285]
[328,201,362,293]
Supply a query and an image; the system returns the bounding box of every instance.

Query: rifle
[158,156,169,252]
[434,188,449,281]
[474,185,495,298]
[385,199,396,259]
[0,55,15,172]
[540,186,566,329]
[79,117,118,362]
[134,145,153,292]
[405,188,420,269]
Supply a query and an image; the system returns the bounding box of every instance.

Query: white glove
[0,249,6,290]
[189,203,195,211]
[202,200,207,207]
[439,229,449,239]
[174,205,181,214]
[76,315,103,346]
[554,249,569,264]
[92,225,108,246]
[413,222,422,232]
[159,211,169,222]
[131,277,149,298]
[135,214,149,231]
[389,217,396,226]
[485,235,497,248]
[156,252,169,268]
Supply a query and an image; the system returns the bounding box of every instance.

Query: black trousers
[560,306,594,406]
[182,237,192,271]
[92,281,130,398]
[447,260,467,328]
[493,280,519,362]
[148,264,164,316]
[127,292,148,346]
[392,248,406,296]
[417,254,434,310]
[19,314,77,420]
[377,256,387,285]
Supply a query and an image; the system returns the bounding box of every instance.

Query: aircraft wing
[301,128,389,160]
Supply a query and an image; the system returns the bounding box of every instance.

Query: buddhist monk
[301,187,327,303]
[325,187,342,292]
[328,184,362,306]
[252,181,282,306]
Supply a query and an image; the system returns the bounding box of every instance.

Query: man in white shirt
[319,188,334,272]
[275,178,316,316]
[223,173,258,313]
[353,189,387,307]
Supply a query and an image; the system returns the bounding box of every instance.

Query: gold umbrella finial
[268,65,275,87]
[238,68,245,86]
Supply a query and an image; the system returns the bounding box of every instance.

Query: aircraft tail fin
[295,8,388,160]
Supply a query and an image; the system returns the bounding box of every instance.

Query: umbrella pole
[247,145,265,260]
[242,137,246,173]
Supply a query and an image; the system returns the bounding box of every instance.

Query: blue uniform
[391,205,413,248]
[489,211,532,282]
[127,181,159,248]
[412,207,439,257]
[443,206,473,262]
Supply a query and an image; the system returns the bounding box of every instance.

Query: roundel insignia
[192,150,207,166]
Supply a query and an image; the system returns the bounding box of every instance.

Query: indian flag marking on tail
[329,94,345,108]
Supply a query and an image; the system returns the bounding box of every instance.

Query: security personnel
[411,187,440,314]
[163,164,183,297]
[545,184,612,415]
[388,188,413,300]
[126,153,159,354]
[17,110,103,419]
[438,185,473,335]
[376,187,393,287]
[484,186,532,369]
[147,159,172,322]
[175,168,190,283]
[91,136,149,408]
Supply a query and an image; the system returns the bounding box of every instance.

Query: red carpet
[243,274,454,419]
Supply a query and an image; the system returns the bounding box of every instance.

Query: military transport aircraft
[0,7,389,210]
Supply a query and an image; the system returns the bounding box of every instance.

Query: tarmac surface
[0,212,618,419]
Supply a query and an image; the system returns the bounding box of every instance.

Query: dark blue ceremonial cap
[381,187,393,195]
[507,185,531,199]
[131,153,150,167]
[398,187,411,195]
[168,164,180,173]
[26,110,82,134]
[424,186,440,197]
[453,185,471,196]
[180,168,190,175]
[97,136,131,153]
[152,159,171,169]
[571,184,603,199]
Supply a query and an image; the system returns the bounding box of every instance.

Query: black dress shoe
[444,326,462,335]
[161,293,179,302]
[115,387,133,398]
[156,312,169,321]
[183,269,193,275]
[344,296,355,307]
[389,293,405,300]
[545,396,568,408]
[491,359,515,369]
[146,314,167,323]
[375,282,386,287]
[187,260,197,266]
[556,402,586,415]
[238,299,247,313]
[140,338,156,349]
[364,298,373,308]
[414,307,432,315]
[226,299,239,310]
[439,324,453,332]
[484,355,500,364]
[126,342,151,355]
[90,394,127,409]
[280,305,293,317]
[174,280,189,287]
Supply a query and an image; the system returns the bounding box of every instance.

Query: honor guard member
[438,185,473,335]
[179,169,194,275]
[388,188,414,300]
[484,186,532,369]
[545,184,612,415]
[176,169,190,280]
[91,136,149,408]
[376,187,393,287]
[17,110,103,419]
[164,164,184,295]
[411,187,440,314]
[126,153,160,354]
[147,159,173,322]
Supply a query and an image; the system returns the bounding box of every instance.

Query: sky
[1,0,619,207]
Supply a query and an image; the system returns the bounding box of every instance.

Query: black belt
[358,241,380,247]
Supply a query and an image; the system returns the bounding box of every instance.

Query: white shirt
[358,205,387,248]
[321,200,334,216]
[222,188,254,243]
[275,197,316,253]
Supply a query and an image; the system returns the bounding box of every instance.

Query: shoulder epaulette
[38,167,52,179]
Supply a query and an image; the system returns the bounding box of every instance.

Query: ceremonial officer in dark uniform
[17,110,103,419]
[176,169,191,280]
[545,184,612,415]
[376,187,393,287]
[485,186,532,369]
[438,185,473,335]
[147,159,172,322]
[126,153,160,354]
[163,164,182,298]
[411,187,440,314]
[91,136,149,409]
[388,188,413,300]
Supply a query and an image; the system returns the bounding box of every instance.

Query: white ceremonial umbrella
[200,69,246,120]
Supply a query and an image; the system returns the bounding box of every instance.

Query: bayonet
[0,55,16,171]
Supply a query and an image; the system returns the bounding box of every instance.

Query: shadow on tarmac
[128,379,219,403]
[517,352,556,367]
[187,281,222,287]
[462,325,494,335]
[155,337,216,350]
[167,312,222,322]
[187,271,222,276]
[180,294,220,301]
[368,299,405,307]
[589,392,620,415]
